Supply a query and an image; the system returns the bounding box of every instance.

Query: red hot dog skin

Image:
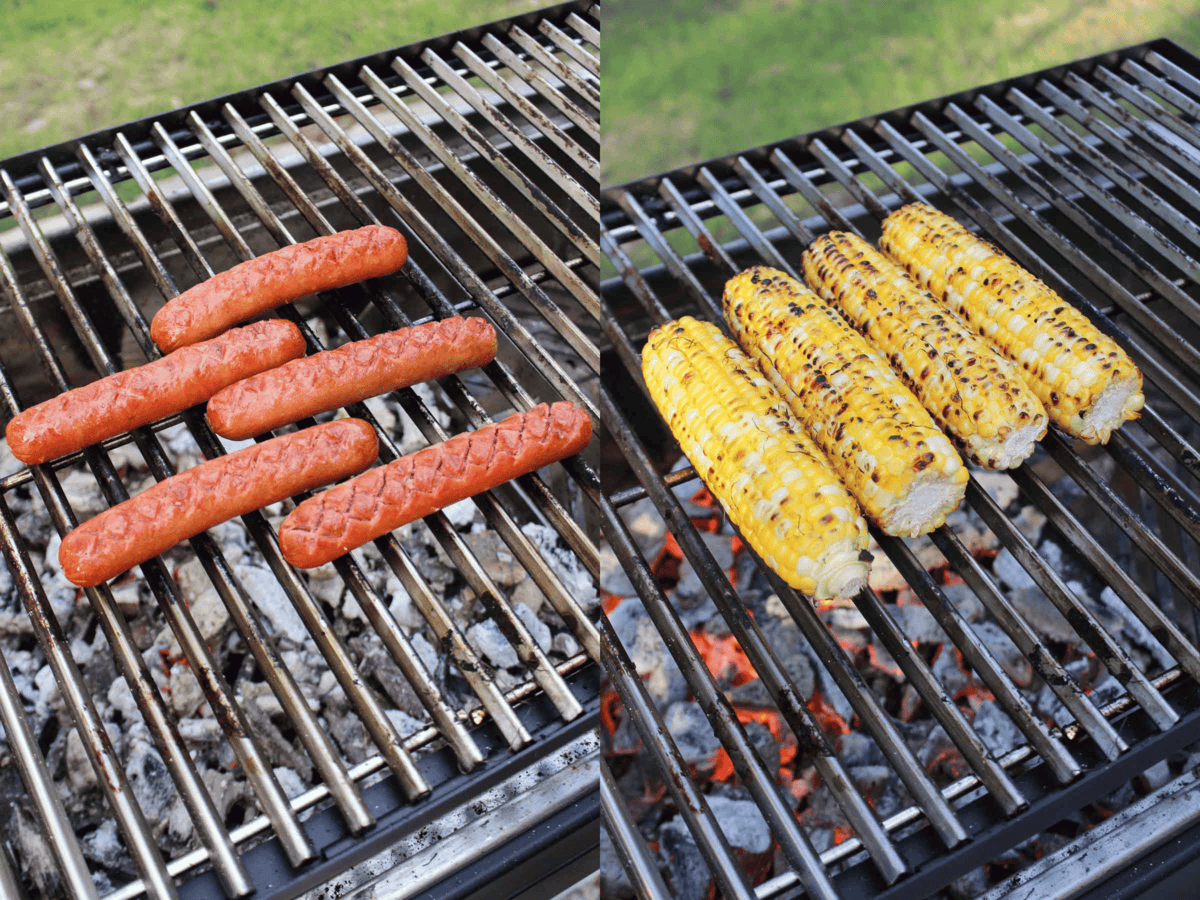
[150,225,408,352]
[6,320,305,466]
[279,402,592,569]
[207,317,497,440]
[59,418,379,587]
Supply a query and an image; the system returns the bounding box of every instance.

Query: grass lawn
[0,0,548,160]
[603,0,1200,185]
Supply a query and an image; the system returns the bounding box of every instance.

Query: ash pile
[0,351,596,898]
[601,411,1200,900]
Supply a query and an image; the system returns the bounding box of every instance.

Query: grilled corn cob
[802,231,1048,469]
[642,316,870,600]
[880,202,1144,444]
[723,267,968,538]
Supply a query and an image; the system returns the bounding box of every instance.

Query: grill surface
[600,39,1200,900]
[0,3,600,899]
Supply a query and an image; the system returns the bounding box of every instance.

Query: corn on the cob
[642,316,871,600]
[880,202,1144,444]
[723,267,968,538]
[802,231,1049,469]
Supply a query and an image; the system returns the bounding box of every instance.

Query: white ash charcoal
[1090,672,1125,707]
[1141,759,1172,791]
[385,708,427,739]
[207,518,249,567]
[340,591,367,623]
[1034,683,1073,728]
[166,796,195,848]
[618,497,666,558]
[743,718,780,773]
[0,596,34,635]
[32,665,60,721]
[411,632,439,678]
[1071,580,1121,634]
[837,732,887,768]
[273,765,306,800]
[9,801,65,897]
[972,469,1020,510]
[705,794,771,854]
[512,577,549,617]
[463,531,526,587]
[107,676,142,726]
[467,618,520,669]
[600,826,635,900]
[236,563,308,644]
[125,735,173,828]
[514,601,552,652]
[201,767,254,824]
[1097,586,1173,671]
[1007,588,1077,644]
[161,422,203,470]
[867,640,905,682]
[385,574,425,633]
[939,584,986,622]
[949,866,989,900]
[239,681,285,719]
[109,580,142,616]
[81,818,133,875]
[1011,503,1048,540]
[325,705,373,764]
[0,438,22,480]
[522,522,598,615]
[931,644,971,697]
[352,635,431,719]
[599,544,635,598]
[972,621,1033,687]
[59,469,112,521]
[823,605,869,631]
[442,496,481,529]
[305,561,345,608]
[657,816,711,900]
[238,697,313,781]
[607,597,687,707]
[972,699,1021,756]
[663,701,720,765]
[551,632,580,658]
[65,723,122,793]
[176,717,222,743]
[363,394,398,436]
[169,664,206,717]
[992,548,1038,592]
[889,603,948,644]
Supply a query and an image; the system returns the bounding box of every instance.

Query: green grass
[0,0,547,160]
[603,0,1200,185]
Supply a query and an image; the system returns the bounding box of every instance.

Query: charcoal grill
[599,39,1200,900]
[0,3,600,899]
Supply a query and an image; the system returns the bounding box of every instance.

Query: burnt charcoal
[743,719,780,774]
[1007,587,1078,644]
[837,732,886,768]
[608,598,687,707]
[919,724,969,780]
[663,701,720,765]
[779,645,816,701]
[9,801,63,897]
[972,700,1021,756]
[890,603,948,644]
[806,783,852,834]
[658,816,711,900]
[939,584,986,623]
[706,794,772,853]
[600,824,636,900]
[972,622,1033,687]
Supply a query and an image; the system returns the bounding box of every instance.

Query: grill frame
[0,3,602,898]
[600,37,1200,900]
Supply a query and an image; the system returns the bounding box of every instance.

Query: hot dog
[59,419,379,587]
[207,317,497,440]
[6,320,306,466]
[279,402,591,569]
[150,226,409,352]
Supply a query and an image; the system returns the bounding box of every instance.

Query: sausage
[59,419,379,587]
[279,402,591,569]
[6,320,306,466]
[207,317,497,440]
[150,226,409,352]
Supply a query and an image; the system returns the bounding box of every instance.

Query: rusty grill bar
[600,39,1200,900]
[0,3,600,898]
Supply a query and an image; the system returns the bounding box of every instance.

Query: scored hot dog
[7,320,305,466]
[59,419,379,587]
[150,226,409,352]
[279,402,592,569]
[207,317,497,440]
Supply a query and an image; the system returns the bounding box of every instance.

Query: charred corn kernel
[642,316,870,600]
[880,202,1144,444]
[723,267,968,538]
[802,231,1049,469]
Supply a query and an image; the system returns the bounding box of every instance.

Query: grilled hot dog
[207,317,497,440]
[7,320,305,466]
[150,226,409,352]
[59,418,379,587]
[279,402,591,569]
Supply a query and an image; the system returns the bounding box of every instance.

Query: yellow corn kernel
[880,202,1144,444]
[723,266,967,538]
[642,316,870,600]
[802,231,1048,469]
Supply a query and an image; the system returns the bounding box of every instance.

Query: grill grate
[600,39,1200,900]
[0,3,600,899]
